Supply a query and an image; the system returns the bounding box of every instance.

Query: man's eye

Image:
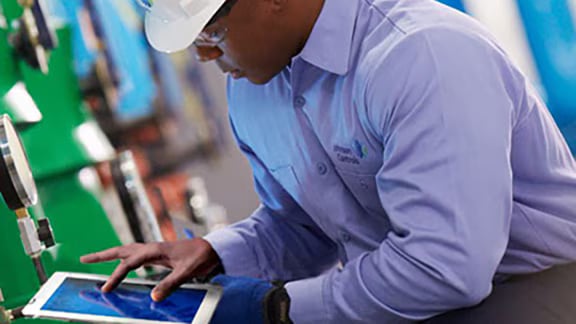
[209,30,221,40]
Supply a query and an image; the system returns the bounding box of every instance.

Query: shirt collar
[297,0,360,75]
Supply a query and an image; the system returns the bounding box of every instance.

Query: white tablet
[22,272,222,324]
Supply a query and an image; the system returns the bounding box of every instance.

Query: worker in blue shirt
[82,0,576,323]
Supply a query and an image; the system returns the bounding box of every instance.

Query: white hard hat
[138,0,227,53]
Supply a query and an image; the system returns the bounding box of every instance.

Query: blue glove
[209,275,292,324]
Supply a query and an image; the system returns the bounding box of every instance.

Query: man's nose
[194,45,223,62]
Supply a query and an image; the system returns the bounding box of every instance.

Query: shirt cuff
[285,274,331,323]
[203,228,262,277]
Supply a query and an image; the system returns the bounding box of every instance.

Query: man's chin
[229,68,281,85]
[246,73,278,85]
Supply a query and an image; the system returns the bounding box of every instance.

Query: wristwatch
[263,281,293,324]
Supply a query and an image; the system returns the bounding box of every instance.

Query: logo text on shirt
[334,140,368,165]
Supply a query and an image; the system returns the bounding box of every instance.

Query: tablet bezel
[22,272,222,324]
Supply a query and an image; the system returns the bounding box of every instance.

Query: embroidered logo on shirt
[334,140,368,165]
[353,139,368,159]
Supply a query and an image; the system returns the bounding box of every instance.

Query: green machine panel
[19,28,111,180]
[0,1,128,323]
[0,9,42,126]
[36,170,123,275]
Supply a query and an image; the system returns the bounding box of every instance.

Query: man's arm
[204,118,339,281]
[286,27,521,322]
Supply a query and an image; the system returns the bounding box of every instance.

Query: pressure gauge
[0,114,37,210]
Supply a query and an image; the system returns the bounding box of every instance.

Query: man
[82,0,576,323]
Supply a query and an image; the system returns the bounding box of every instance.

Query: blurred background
[0,0,574,322]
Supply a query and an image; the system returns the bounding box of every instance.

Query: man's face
[194,0,296,85]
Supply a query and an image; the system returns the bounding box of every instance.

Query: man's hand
[80,238,221,301]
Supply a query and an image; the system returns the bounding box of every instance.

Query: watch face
[0,114,37,209]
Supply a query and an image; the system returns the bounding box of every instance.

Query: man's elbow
[446,270,493,308]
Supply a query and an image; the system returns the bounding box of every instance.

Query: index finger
[80,246,125,264]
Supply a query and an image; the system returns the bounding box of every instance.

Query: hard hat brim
[144,0,227,53]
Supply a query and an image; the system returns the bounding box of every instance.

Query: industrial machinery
[0,0,228,318]
[0,115,53,284]
[110,150,166,244]
[0,0,125,322]
[59,0,227,240]
[0,114,54,323]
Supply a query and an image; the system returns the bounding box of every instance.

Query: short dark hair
[205,0,239,28]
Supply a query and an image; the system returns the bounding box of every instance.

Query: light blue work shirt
[205,0,576,322]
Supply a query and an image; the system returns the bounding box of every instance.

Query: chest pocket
[334,168,385,219]
[269,164,333,239]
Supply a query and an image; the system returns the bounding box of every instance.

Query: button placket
[340,230,352,242]
[294,96,306,108]
[316,162,328,175]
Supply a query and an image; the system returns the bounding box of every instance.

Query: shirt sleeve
[286,27,518,322]
[204,118,339,281]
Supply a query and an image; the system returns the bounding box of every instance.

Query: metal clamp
[17,216,42,256]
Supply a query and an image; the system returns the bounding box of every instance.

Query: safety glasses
[193,26,229,47]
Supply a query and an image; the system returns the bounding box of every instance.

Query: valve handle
[37,218,55,248]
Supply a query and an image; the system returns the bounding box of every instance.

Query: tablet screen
[41,278,206,323]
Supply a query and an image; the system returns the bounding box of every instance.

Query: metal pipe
[9,306,25,321]
[31,255,47,285]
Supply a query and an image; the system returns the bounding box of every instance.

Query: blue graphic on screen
[42,278,206,323]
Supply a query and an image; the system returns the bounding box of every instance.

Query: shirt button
[316,162,328,175]
[294,96,306,108]
[341,231,351,242]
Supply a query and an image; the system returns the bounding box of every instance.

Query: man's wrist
[209,262,225,277]
[263,282,293,324]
